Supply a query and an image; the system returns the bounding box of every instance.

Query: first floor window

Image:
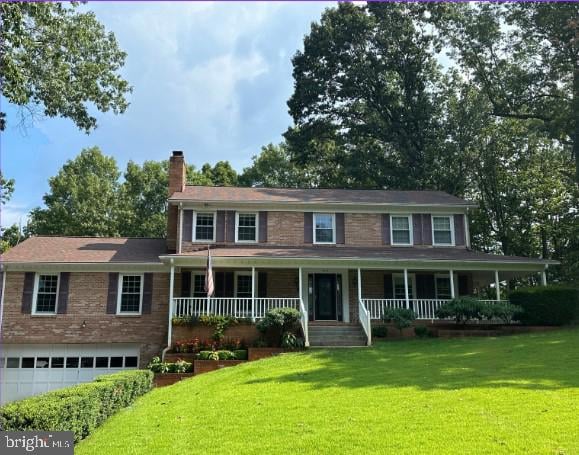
[194,212,215,241]
[435,276,452,299]
[118,275,143,314]
[192,273,207,298]
[236,213,258,242]
[432,216,454,245]
[393,275,414,299]
[391,216,412,245]
[235,273,252,298]
[314,213,335,244]
[34,274,59,314]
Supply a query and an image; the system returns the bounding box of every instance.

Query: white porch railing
[362,298,509,320]
[299,298,309,347]
[358,299,372,346]
[172,297,301,319]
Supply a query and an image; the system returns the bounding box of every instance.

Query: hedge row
[510,286,579,326]
[0,370,153,443]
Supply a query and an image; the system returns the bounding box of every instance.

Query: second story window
[391,215,412,246]
[194,212,215,242]
[33,274,59,314]
[314,213,335,244]
[117,274,143,315]
[236,213,258,243]
[432,216,454,246]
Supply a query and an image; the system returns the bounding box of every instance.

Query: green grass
[77,329,579,455]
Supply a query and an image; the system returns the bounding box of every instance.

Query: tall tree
[0,173,14,205]
[27,147,121,236]
[285,2,457,191]
[431,2,579,181]
[199,161,238,187]
[0,2,131,132]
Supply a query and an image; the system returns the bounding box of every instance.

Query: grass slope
[78,330,579,455]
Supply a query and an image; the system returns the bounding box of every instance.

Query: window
[391,216,412,245]
[393,274,415,299]
[125,356,138,368]
[33,274,59,314]
[95,357,109,368]
[81,357,94,368]
[192,273,207,298]
[235,272,252,298]
[236,213,258,242]
[117,274,143,314]
[314,213,335,244]
[194,212,216,242]
[22,358,35,368]
[6,358,19,368]
[51,357,64,368]
[435,276,452,300]
[432,215,454,246]
[36,357,50,368]
[110,357,124,368]
[66,357,79,368]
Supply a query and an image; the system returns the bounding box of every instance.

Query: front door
[314,273,338,320]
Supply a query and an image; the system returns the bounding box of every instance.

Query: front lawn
[77,329,579,454]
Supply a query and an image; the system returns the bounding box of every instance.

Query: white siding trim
[390,215,413,246]
[431,214,455,247]
[116,273,144,316]
[192,211,217,243]
[235,212,259,244]
[313,213,336,245]
[32,273,60,316]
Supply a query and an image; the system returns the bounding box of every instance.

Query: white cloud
[1,203,30,229]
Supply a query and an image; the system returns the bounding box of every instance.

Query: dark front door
[314,273,338,320]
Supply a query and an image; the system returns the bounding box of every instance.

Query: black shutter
[413,214,423,245]
[181,270,191,297]
[422,215,432,245]
[142,273,153,314]
[336,213,345,244]
[458,274,469,296]
[259,211,268,243]
[215,272,225,297]
[381,214,391,245]
[304,212,313,243]
[226,211,236,242]
[258,272,267,297]
[216,211,226,242]
[454,214,466,246]
[182,210,193,242]
[56,272,70,314]
[416,274,435,299]
[224,272,234,297]
[21,272,35,314]
[0,272,4,308]
[106,273,119,314]
[383,274,393,299]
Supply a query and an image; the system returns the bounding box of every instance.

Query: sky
[1,1,333,229]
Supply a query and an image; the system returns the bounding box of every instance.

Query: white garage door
[0,344,140,404]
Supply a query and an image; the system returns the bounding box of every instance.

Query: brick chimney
[167,151,186,252]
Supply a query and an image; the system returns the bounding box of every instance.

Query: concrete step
[308,323,368,347]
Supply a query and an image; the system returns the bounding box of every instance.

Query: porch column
[403,268,410,309]
[357,268,362,302]
[449,269,455,299]
[168,261,175,349]
[541,269,547,286]
[298,267,303,301]
[251,267,256,322]
[494,270,501,301]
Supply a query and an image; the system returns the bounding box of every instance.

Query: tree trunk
[540,226,549,259]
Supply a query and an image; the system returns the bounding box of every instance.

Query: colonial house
[0,151,554,403]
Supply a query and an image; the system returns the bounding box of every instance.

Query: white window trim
[32,272,60,315]
[234,271,254,298]
[116,273,144,315]
[313,213,336,245]
[191,272,206,298]
[434,274,452,300]
[390,215,414,246]
[235,212,259,244]
[431,215,455,246]
[392,273,416,299]
[192,211,217,243]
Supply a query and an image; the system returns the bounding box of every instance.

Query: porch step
[308,324,368,347]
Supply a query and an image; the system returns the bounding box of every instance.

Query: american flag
[204,246,215,297]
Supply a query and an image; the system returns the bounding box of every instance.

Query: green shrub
[199,315,238,341]
[0,370,152,443]
[198,351,213,360]
[256,308,301,346]
[208,351,220,361]
[233,349,248,360]
[216,350,235,360]
[171,315,198,326]
[414,326,431,338]
[510,286,579,326]
[281,331,305,349]
[486,301,522,324]
[435,297,486,324]
[382,308,416,333]
[371,325,388,338]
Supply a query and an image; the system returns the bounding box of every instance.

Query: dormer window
[313,213,335,244]
[236,213,258,243]
[193,212,216,242]
[432,216,454,246]
[391,215,413,246]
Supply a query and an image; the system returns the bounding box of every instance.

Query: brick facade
[345,214,383,246]
[1,272,170,367]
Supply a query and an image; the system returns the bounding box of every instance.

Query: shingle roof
[169,186,475,207]
[169,245,555,264]
[1,237,166,263]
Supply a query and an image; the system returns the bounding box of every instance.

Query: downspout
[0,267,5,389]
[161,259,175,361]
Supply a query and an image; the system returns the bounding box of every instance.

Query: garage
[0,343,140,404]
